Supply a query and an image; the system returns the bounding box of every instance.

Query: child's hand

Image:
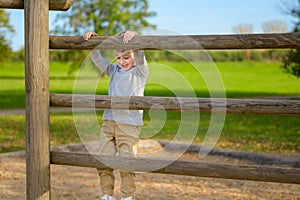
[119,30,137,44]
[83,32,98,41]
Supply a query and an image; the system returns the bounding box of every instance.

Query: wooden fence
[50,93,300,115]
[51,151,300,184]
[0,0,299,199]
[0,0,71,10]
[50,32,300,50]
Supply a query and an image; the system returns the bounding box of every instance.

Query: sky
[7,0,296,51]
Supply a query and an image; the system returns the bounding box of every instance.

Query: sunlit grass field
[0,61,299,153]
[1,61,300,108]
[1,111,299,154]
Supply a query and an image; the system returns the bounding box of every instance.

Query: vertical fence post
[24,0,50,199]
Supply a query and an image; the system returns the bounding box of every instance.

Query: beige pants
[98,120,140,197]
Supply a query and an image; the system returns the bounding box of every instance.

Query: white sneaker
[120,197,133,200]
[101,195,116,200]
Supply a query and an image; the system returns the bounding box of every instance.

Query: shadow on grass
[0,91,25,109]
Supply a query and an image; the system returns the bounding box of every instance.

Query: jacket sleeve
[134,50,149,78]
[90,49,111,76]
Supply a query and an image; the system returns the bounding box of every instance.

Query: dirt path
[1,143,300,200]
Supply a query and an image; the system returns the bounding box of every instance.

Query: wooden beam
[50,93,300,116]
[0,0,71,10]
[49,32,300,50]
[25,0,50,199]
[50,151,300,184]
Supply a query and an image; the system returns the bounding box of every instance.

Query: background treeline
[146,49,288,62]
[7,48,289,63]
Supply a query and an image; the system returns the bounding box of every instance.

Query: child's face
[115,50,135,71]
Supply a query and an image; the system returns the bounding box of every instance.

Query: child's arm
[134,50,148,77]
[83,31,111,74]
[90,50,111,75]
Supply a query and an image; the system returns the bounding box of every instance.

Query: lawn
[1,61,300,108]
[1,111,299,154]
[0,61,299,154]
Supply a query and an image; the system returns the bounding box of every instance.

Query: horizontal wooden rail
[0,0,71,10]
[49,32,300,50]
[50,151,300,184]
[50,93,300,116]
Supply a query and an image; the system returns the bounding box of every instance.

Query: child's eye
[124,57,129,59]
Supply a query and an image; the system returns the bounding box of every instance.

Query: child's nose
[120,58,125,64]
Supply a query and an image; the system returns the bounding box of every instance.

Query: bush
[0,37,13,62]
[282,49,300,78]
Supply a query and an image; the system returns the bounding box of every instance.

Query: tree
[282,0,300,78]
[0,10,15,62]
[282,49,300,77]
[232,24,253,34]
[51,0,156,73]
[52,0,156,36]
[262,20,287,33]
[286,0,300,32]
[232,24,254,60]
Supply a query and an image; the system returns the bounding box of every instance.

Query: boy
[83,30,148,200]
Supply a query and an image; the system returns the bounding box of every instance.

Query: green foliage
[209,51,244,62]
[281,0,300,77]
[12,47,24,62]
[288,0,300,32]
[145,50,287,62]
[209,50,287,62]
[50,0,156,72]
[52,0,156,36]
[0,10,14,62]
[0,38,13,62]
[0,10,14,38]
[282,49,300,78]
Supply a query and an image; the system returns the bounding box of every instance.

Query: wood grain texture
[50,93,300,116]
[25,0,50,199]
[49,32,300,50]
[0,0,71,10]
[50,151,300,184]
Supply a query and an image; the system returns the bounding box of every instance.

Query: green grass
[1,111,299,154]
[0,113,80,153]
[0,61,299,154]
[143,111,300,153]
[146,61,300,97]
[1,61,300,108]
